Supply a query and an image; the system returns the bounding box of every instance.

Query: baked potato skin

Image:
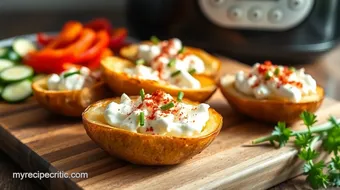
[219,76,324,124]
[101,57,217,102]
[119,42,221,78]
[82,98,223,165]
[32,78,113,117]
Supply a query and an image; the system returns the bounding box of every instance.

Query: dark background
[0,0,126,39]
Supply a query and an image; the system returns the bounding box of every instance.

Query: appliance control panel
[198,0,315,30]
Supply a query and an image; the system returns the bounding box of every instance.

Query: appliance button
[268,9,283,23]
[288,0,305,10]
[210,0,225,7]
[248,8,263,22]
[227,7,243,21]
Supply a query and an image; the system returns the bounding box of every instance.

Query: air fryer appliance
[126,0,340,64]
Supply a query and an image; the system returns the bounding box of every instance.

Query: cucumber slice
[0,48,9,59]
[12,38,37,57]
[1,80,32,103]
[0,59,15,72]
[32,74,47,82]
[7,49,21,62]
[0,65,34,83]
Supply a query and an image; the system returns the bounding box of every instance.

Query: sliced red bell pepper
[84,18,112,34]
[77,30,110,63]
[45,21,83,49]
[85,48,113,70]
[109,28,128,49]
[24,29,96,74]
[37,33,56,46]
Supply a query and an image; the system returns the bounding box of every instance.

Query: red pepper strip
[24,52,74,74]
[39,28,96,60]
[84,18,112,34]
[109,28,128,49]
[62,63,82,71]
[24,29,96,74]
[77,30,110,63]
[85,48,113,70]
[37,33,56,46]
[45,21,83,49]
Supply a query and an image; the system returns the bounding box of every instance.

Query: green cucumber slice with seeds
[0,48,9,59]
[0,65,34,83]
[13,38,37,57]
[7,50,21,62]
[1,80,32,103]
[0,59,15,72]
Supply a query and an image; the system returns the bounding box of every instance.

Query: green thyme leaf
[167,59,176,67]
[188,68,196,75]
[295,133,313,148]
[140,89,145,101]
[64,70,80,78]
[160,102,174,111]
[271,121,292,147]
[264,71,273,80]
[177,91,184,102]
[274,67,280,76]
[298,148,319,161]
[178,46,185,54]
[289,66,296,72]
[135,59,145,65]
[323,126,340,154]
[150,36,160,44]
[300,111,317,128]
[139,112,144,126]
[171,70,181,77]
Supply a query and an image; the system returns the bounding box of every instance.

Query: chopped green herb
[160,102,175,111]
[139,112,144,126]
[150,36,160,44]
[178,46,185,54]
[64,71,80,78]
[252,111,340,189]
[135,59,145,65]
[274,68,280,76]
[188,68,196,75]
[264,71,272,80]
[289,66,296,72]
[177,91,184,102]
[167,59,176,67]
[171,70,181,77]
[140,89,145,101]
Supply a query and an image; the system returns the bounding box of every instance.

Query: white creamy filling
[104,92,210,137]
[222,63,317,102]
[124,38,205,89]
[47,67,90,91]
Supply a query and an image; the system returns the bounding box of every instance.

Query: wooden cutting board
[0,58,339,190]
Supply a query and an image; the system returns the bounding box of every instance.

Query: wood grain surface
[0,58,339,190]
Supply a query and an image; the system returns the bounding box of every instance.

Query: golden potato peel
[219,75,324,123]
[82,97,223,165]
[32,77,113,117]
[101,56,217,102]
[119,42,221,78]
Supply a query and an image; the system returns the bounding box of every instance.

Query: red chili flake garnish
[146,127,154,132]
[264,60,272,66]
[251,80,260,88]
[248,73,253,78]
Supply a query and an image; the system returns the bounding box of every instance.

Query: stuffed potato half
[219,75,324,123]
[101,56,217,102]
[82,97,223,165]
[120,42,221,78]
[32,77,112,117]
